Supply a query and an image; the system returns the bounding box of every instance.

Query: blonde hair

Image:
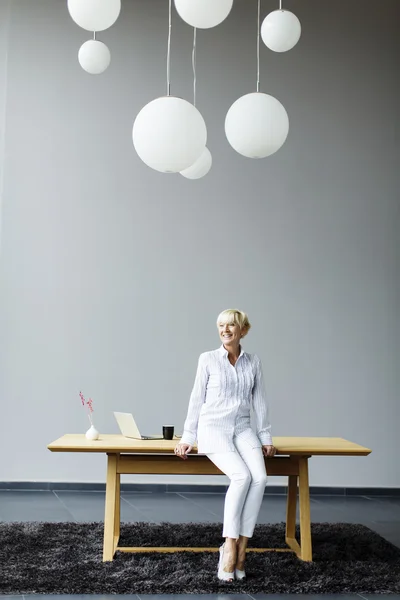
[216,309,251,334]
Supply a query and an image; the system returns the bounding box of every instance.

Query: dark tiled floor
[1,489,399,599]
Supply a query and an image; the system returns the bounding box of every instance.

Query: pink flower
[79,391,94,423]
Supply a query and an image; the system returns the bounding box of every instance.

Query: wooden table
[47,435,371,562]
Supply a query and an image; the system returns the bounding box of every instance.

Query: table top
[47,434,371,456]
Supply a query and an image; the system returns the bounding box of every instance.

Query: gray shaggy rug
[0,521,399,594]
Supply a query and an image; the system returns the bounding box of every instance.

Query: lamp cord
[257,0,260,92]
[192,27,197,106]
[167,0,172,95]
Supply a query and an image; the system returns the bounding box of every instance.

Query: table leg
[298,456,312,561]
[286,473,297,539]
[285,472,302,558]
[103,453,119,562]
[115,471,120,541]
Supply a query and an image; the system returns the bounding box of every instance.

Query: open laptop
[114,412,163,440]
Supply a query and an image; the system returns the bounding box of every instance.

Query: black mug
[163,426,174,440]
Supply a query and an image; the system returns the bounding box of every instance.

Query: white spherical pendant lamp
[225,92,289,158]
[67,0,121,32]
[174,0,233,29]
[78,40,111,74]
[133,96,207,173]
[180,147,212,179]
[261,10,301,52]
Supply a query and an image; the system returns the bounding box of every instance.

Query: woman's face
[218,320,243,346]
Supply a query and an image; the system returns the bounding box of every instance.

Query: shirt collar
[218,344,245,359]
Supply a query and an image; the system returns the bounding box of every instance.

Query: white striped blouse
[180,344,273,454]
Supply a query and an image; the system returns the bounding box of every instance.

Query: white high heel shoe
[235,568,246,581]
[217,543,235,582]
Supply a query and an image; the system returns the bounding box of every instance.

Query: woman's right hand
[174,443,193,460]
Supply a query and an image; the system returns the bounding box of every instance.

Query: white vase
[85,424,99,440]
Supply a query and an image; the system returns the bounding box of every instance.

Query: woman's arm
[179,353,208,447]
[252,356,273,446]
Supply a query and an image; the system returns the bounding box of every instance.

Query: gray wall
[0,0,399,487]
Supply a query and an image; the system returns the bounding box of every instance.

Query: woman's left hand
[262,444,276,457]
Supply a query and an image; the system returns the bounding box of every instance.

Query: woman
[174,309,276,582]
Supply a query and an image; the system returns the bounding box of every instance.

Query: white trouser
[207,432,268,539]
